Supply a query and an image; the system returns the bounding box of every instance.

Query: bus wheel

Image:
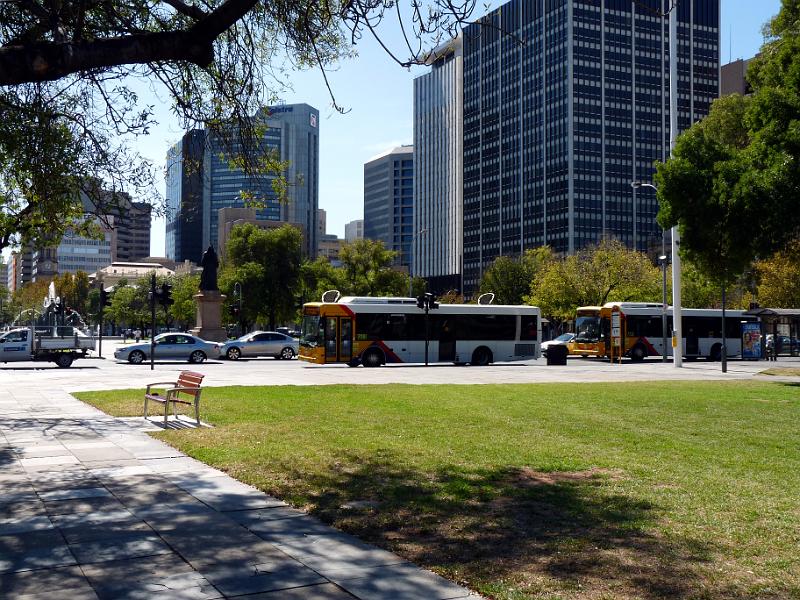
[362,348,384,368]
[630,345,647,362]
[709,344,722,361]
[471,347,492,366]
[347,358,360,367]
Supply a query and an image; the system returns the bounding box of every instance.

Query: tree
[170,274,201,331]
[479,247,554,305]
[224,223,302,329]
[106,286,148,332]
[338,239,407,296]
[754,240,800,308]
[656,0,800,282]
[0,2,481,253]
[299,257,345,306]
[527,240,661,321]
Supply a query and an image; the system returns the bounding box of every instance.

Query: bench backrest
[177,371,204,398]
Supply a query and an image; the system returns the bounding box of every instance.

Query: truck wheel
[55,353,73,368]
[128,350,145,364]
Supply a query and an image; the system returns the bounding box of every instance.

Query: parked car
[541,333,576,357]
[221,331,299,360]
[114,333,222,364]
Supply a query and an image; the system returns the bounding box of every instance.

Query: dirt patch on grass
[759,367,800,377]
[514,466,623,487]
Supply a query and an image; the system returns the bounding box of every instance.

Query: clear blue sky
[125,0,787,256]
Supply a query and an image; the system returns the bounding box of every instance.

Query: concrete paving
[0,381,477,599]
[1,342,797,598]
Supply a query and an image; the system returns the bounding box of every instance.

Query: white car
[541,333,575,357]
[220,331,299,360]
[114,333,222,364]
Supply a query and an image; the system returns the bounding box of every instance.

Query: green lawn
[76,382,800,600]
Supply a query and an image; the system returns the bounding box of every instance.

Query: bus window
[324,318,337,361]
[300,315,321,348]
[520,315,538,340]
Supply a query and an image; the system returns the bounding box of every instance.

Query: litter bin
[546,344,568,366]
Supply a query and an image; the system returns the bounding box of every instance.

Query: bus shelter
[743,307,800,358]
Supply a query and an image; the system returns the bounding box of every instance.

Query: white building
[413,36,463,292]
[344,219,364,243]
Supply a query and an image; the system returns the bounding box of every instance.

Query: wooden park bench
[144,371,205,425]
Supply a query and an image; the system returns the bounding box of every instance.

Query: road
[0,339,795,394]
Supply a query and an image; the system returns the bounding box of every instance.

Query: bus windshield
[300,315,322,348]
[575,316,600,342]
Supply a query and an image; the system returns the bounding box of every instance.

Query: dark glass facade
[166,130,205,264]
[462,0,720,292]
[363,147,415,267]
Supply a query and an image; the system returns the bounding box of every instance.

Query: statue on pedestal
[199,245,219,291]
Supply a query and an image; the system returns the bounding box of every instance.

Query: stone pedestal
[190,290,228,342]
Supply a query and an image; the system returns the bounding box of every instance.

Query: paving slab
[0,371,480,599]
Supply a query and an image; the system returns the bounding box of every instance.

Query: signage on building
[266,105,294,116]
[310,113,317,128]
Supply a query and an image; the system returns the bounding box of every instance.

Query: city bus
[599,302,759,361]
[571,306,602,357]
[299,296,541,367]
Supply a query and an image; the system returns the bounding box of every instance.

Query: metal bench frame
[144,371,205,425]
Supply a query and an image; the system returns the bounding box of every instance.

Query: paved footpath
[0,382,478,599]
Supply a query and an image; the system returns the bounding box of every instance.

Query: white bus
[299,296,541,366]
[599,302,760,361]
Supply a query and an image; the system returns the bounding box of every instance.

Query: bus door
[324,317,353,363]
[339,318,352,362]
[324,317,338,362]
[439,317,455,362]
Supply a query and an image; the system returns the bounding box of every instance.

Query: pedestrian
[134,328,141,343]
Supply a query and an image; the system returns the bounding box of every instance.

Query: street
[1,338,795,395]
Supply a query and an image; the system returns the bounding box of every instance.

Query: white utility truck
[0,326,94,367]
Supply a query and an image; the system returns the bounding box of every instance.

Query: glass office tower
[461,0,719,292]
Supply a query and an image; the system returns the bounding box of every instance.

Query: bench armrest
[165,386,201,397]
[146,381,178,394]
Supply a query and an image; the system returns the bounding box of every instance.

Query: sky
[63,0,792,257]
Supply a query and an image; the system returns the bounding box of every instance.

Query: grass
[76,381,800,600]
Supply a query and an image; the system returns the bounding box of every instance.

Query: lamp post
[408,227,429,297]
[631,180,681,367]
[658,254,669,362]
[233,281,243,336]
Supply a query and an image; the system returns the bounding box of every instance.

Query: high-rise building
[363,145,414,267]
[166,105,319,261]
[8,249,33,293]
[113,201,152,262]
[721,57,754,96]
[166,130,206,264]
[54,226,113,275]
[413,36,464,293]
[461,0,720,292]
[0,259,7,291]
[344,219,364,243]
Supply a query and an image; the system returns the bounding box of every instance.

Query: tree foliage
[0,1,483,252]
[223,223,302,329]
[171,274,201,330]
[754,240,800,308]
[527,240,661,321]
[337,239,407,297]
[479,247,554,305]
[656,0,800,284]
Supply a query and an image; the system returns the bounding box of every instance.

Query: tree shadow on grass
[291,452,716,600]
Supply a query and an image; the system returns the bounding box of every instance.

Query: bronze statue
[199,245,219,291]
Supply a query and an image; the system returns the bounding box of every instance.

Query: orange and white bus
[570,306,602,357]
[599,302,759,361]
[299,296,541,367]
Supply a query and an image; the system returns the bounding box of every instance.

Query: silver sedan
[221,331,298,360]
[114,333,222,364]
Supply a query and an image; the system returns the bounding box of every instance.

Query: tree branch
[0,0,257,85]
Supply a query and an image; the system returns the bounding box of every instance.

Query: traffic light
[416,295,425,310]
[427,293,439,310]
[159,282,174,308]
[100,288,112,308]
[231,304,241,317]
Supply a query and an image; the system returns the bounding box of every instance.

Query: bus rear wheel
[471,347,492,366]
[630,345,647,362]
[361,348,384,368]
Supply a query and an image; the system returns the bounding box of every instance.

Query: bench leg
[164,401,169,425]
[195,400,200,426]
[144,396,148,420]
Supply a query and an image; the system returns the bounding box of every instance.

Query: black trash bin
[546,344,568,366]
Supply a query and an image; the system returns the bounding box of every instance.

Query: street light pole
[659,254,668,362]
